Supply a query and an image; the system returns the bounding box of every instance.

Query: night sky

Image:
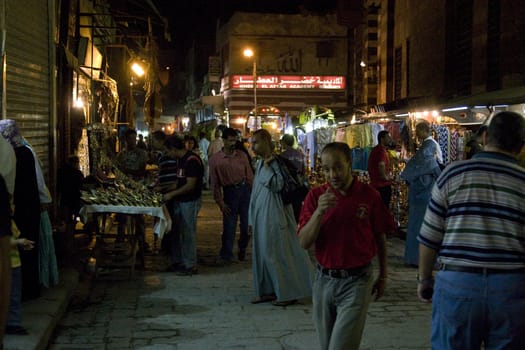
[148,0,338,107]
[156,0,337,52]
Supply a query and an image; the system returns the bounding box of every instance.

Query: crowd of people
[147,125,394,347]
[1,110,524,350]
[0,119,59,346]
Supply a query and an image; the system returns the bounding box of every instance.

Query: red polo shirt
[297,180,395,269]
[368,144,391,188]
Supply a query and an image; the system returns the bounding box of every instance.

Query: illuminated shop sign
[230,75,345,89]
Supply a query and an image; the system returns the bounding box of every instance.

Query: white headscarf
[0,133,16,195]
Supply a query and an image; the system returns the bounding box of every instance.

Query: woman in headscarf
[0,119,41,301]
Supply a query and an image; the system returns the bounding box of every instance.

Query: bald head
[487,112,525,154]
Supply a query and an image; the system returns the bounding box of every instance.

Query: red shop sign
[230,75,345,89]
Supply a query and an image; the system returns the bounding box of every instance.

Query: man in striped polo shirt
[417,111,525,349]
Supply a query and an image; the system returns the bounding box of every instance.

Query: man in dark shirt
[163,135,204,275]
[57,155,84,227]
[280,134,305,175]
[115,128,149,246]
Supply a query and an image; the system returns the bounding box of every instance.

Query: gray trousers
[313,267,373,350]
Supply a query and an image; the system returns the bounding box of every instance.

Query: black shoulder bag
[274,155,309,205]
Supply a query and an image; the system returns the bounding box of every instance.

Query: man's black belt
[441,264,525,274]
[224,180,246,189]
[317,264,370,279]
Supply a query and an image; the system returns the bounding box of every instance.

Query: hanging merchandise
[432,124,450,164]
[449,128,460,161]
[316,128,334,153]
[77,129,90,177]
[81,123,162,206]
[351,146,369,171]
[95,78,119,127]
[335,127,346,142]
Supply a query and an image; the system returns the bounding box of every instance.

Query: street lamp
[131,62,146,77]
[243,48,257,119]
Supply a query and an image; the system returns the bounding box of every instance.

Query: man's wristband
[416,274,433,285]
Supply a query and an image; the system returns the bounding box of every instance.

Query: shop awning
[436,86,525,124]
[441,86,525,108]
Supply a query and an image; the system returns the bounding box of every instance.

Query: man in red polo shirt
[368,130,393,209]
[298,142,395,350]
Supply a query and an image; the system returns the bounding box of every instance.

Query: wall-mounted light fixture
[131,61,146,77]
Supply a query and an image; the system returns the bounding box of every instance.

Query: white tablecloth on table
[79,204,172,237]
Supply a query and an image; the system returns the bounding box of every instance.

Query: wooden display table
[80,204,171,278]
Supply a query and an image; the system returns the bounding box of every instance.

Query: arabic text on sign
[230,75,345,89]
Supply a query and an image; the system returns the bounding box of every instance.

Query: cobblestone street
[47,191,431,350]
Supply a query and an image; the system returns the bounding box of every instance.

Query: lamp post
[243,48,257,120]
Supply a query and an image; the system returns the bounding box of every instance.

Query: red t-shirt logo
[356,204,369,219]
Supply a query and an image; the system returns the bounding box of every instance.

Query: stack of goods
[81,185,162,207]
[354,171,370,184]
[307,155,325,187]
[391,162,408,229]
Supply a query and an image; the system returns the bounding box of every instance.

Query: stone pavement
[3,268,80,350]
[5,191,432,349]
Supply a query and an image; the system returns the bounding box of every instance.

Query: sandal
[272,299,297,307]
[251,294,276,304]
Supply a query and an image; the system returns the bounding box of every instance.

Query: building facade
[215,12,348,132]
[356,0,525,114]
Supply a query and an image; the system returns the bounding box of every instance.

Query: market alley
[45,190,432,350]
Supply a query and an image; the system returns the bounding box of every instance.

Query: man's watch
[416,274,433,285]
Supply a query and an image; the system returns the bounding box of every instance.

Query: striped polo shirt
[418,151,525,269]
[158,154,178,186]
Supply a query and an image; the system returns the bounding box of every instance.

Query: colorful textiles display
[432,124,450,164]
[351,147,371,171]
[430,124,470,164]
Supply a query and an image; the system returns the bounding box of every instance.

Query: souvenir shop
[294,107,489,229]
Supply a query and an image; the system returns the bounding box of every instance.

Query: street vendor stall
[77,121,170,279]
[80,203,170,279]
[79,185,170,279]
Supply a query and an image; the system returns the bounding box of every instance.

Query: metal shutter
[4,0,51,174]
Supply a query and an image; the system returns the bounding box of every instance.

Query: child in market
[5,223,34,335]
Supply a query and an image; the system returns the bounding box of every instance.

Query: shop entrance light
[232,117,247,124]
[442,106,468,112]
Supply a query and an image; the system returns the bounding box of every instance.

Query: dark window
[316,41,334,58]
[394,47,402,100]
[455,0,473,96]
[368,32,378,41]
[445,0,473,96]
[486,0,500,90]
[368,5,379,15]
[406,39,410,96]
